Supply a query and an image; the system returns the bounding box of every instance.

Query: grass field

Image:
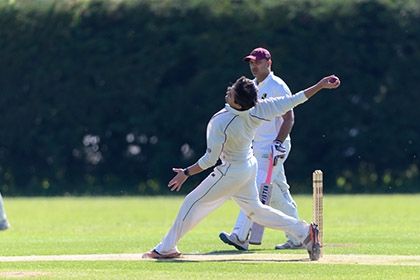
[0,195,419,279]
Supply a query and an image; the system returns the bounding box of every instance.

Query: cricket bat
[249,152,274,245]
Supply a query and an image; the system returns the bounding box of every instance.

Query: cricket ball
[329,77,337,83]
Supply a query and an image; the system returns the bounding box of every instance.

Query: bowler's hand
[320,75,341,89]
[168,168,188,192]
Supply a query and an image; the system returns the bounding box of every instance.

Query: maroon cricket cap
[243,47,271,62]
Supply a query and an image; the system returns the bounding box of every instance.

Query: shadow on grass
[153,250,310,263]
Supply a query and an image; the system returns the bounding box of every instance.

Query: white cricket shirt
[253,72,292,153]
[198,91,308,170]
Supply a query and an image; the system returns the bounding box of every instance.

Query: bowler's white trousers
[154,156,309,255]
[232,139,302,245]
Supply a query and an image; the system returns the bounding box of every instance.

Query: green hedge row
[0,0,419,195]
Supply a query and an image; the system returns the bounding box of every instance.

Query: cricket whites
[248,153,274,245]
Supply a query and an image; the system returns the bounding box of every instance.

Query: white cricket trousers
[232,139,302,245]
[154,156,309,255]
[0,193,6,221]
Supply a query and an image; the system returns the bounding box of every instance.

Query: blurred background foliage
[0,0,419,195]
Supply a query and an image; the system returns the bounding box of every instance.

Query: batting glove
[271,140,286,166]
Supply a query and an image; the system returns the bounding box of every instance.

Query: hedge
[0,0,419,195]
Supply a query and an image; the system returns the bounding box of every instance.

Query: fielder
[0,192,9,230]
[219,47,303,250]
[142,74,340,261]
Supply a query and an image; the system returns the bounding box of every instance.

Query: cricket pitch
[0,253,419,266]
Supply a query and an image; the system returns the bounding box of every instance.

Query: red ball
[329,77,337,83]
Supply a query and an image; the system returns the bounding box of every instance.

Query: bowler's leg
[151,166,238,256]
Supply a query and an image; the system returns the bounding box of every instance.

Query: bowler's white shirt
[198,91,307,170]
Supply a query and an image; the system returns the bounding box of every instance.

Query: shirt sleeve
[251,91,308,121]
[197,119,225,170]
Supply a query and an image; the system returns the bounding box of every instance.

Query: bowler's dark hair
[232,76,258,111]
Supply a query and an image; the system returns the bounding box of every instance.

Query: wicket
[312,170,323,252]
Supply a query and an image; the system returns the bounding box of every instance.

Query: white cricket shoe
[275,240,305,250]
[142,249,182,259]
[0,220,9,231]
[303,222,321,261]
[219,232,249,251]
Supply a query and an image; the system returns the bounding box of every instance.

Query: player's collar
[255,72,273,87]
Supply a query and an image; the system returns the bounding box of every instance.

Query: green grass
[0,195,419,279]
